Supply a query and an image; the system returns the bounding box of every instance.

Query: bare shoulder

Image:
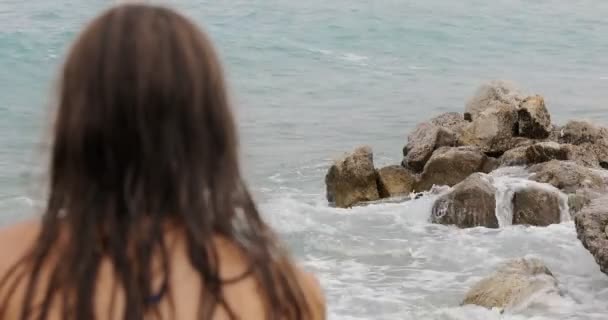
[294,266,326,320]
[213,236,326,318]
[0,220,40,272]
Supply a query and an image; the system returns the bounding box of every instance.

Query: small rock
[567,144,601,168]
[463,257,560,310]
[557,121,608,168]
[464,80,525,121]
[508,137,536,149]
[403,122,458,172]
[325,146,380,208]
[512,187,562,226]
[377,165,417,198]
[499,146,529,167]
[525,142,570,164]
[529,160,605,193]
[568,189,600,216]
[431,173,498,228]
[548,125,563,142]
[482,156,500,173]
[415,146,490,192]
[575,196,608,275]
[593,133,608,168]
[558,120,603,145]
[461,104,519,154]
[517,95,551,139]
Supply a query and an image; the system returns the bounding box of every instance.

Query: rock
[430,112,468,136]
[464,80,525,121]
[556,121,608,168]
[325,146,380,208]
[460,104,519,155]
[508,137,536,149]
[482,156,500,173]
[415,147,492,192]
[548,125,563,142]
[575,196,608,275]
[499,146,529,167]
[586,143,608,169]
[529,160,605,193]
[558,120,603,145]
[462,257,560,310]
[512,187,562,226]
[517,95,551,139]
[431,173,498,228]
[525,142,570,164]
[566,144,601,168]
[402,122,459,172]
[376,165,417,198]
[568,189,600,216]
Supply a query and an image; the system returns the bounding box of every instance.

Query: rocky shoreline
[324,80,608,311]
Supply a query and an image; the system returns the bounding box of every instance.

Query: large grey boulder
[431,173,498,228]
[325,146,380,208]
[462,258,560,310]
[575,196,608,275]
[460,104,519,155]
[376,165,417,198]
[528,160,605,193]
[415,147,492,192]
[517,95,552,139]
[402,116,462,172]
[512,187,562,226]
[464,80,525,121]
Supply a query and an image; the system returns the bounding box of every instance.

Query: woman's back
[0,4,324,319]
[0,222,324,319]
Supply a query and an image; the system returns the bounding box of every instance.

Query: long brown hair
[0,4,311,319]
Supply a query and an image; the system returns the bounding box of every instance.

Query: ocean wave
[259,173,607,319]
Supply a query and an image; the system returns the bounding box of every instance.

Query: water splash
[490,167,570,227]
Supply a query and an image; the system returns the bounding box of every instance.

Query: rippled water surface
[1,1,608,319]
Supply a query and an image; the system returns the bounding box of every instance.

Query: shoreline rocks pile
[326,81,608,214]
[325,80,608,283]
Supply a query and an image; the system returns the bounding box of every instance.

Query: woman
[0,4,324,319]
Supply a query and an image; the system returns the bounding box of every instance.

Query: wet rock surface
[575,196,608,275]
[376,165,417,198]
[462,257,560,310]
[512,187,562,226]
[415,147,491,192]
[431,173,498,228]
[325,146,380,208]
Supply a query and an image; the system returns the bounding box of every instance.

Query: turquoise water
[2,1,608,319]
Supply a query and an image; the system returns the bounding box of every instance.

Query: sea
[1,0,608,319]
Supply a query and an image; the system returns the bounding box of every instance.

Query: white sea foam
[408,65,430,70]
[308,48,334,56]
[259,165,608,319]
[341,53,369,62]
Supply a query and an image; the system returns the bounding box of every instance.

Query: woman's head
[0,4,311,319]
[54,4,239,224]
